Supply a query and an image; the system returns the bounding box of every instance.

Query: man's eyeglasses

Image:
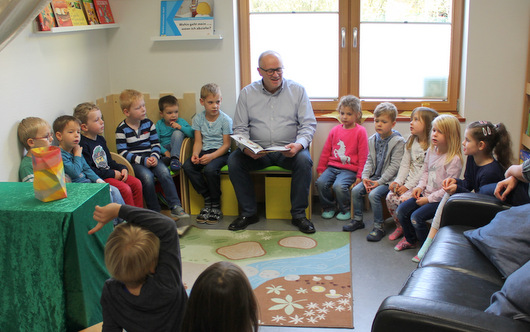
[33,133,53,140]
[259,67,283,75]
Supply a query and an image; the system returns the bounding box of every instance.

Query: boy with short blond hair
[89,203,187,332]
[74,102,144,208]
[116,89,188,218]
[344,102,406,242]
[182,83,233,224]
[155,95,194,172]
[17,117,53,182]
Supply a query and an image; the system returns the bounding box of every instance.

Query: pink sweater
[417,148,463,203]
[317,124,369,178]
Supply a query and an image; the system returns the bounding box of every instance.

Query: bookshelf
[520,30,530,162]
[35,23,119,34]
[151,34,223,42]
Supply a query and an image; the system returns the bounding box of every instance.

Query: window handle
[341,27,346,48]
[353,27,358,48]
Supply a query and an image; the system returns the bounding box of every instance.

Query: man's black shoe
[228,215,259,231]
[292,217,316,234]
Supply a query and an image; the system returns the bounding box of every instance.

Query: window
[239,0,463,113]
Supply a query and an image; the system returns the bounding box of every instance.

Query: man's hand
[243,147,265,159]
[495,176,518,201]
[89,203,121,235]
[282,143,303,158]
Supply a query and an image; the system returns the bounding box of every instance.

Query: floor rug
[180,227,353,328]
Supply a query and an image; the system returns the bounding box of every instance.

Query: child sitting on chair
[182,83,233,224]
[74,102,144,208]
[155,95,194,172]
[17,117,53,182]
[89,203,188,332]
[316,95,368,221]
[115,89,188,218]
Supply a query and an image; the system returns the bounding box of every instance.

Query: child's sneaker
[388,226,403,241]
[394,237,417,251]
[206,207,223,224]
[366,227,385,242]
[170,159,182,172]
[321,210,335,219]
[342,220,365,232]
[336,211,351,221]
[196,207,211,224]
[171,205,190,219]
[412,255,420,263]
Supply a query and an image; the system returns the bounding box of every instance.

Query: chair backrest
[97,92,196,152]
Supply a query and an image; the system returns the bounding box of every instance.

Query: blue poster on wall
[160,1,214,37]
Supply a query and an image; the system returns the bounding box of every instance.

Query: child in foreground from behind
[182,83,233,224]
[89,203,188,332]
[316,95,368,221]
[155,95,194,172]
[17,117,53,182]
[394,114,463,252]
[74,102,144,208]
[115,89,188,218]
[344,102,406,242]
[181,261,259,332]
[386,107,439,241]
[413,121,512,262]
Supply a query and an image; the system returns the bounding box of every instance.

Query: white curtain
[0,0,51,52]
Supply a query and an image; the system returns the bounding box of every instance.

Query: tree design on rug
[269,294,306,315]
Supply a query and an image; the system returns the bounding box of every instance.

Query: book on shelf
[81,0,100,25]
[520,149,530,163]
[93,0,115,24]
[160,0,214,37]
[51,0,73,27]
[67,0,88,26]
[230,135,289,154]
[36,4,57,31]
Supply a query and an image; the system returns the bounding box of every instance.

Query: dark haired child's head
[337,95,361,128]
[158,95,180,126]
[408,107,439,149]
[104,222,160,288]
[200,83,222,118]
[18,117,52,151]
[465,121,513,169]
[53,115,82,152]
[119,89,146,123]
[182,261,259,332]
[373,102,397,139]
[73,102,104,138]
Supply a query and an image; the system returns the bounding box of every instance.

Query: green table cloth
[0,182,112,331]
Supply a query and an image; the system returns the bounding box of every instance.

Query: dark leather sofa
[372,193,530,332]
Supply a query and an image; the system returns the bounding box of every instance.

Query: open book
[231,134,289,154]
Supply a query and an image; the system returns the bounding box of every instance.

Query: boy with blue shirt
[182,83,233,224]
[155,95,194,172]
[344,103,405,242]
[53,115,125,223]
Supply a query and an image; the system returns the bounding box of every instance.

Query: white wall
[0,23,112,181]
[0,0,529,182]
[106,0,240,115]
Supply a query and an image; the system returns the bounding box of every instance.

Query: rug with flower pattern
[179,227,353,328]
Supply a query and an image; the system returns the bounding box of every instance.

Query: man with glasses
[228,50,317,233]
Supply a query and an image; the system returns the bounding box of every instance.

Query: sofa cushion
[420,225,504,286]
[485,259,530,323]
[464,204,530,278]
[400,266,502,311]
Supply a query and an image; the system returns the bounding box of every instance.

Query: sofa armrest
[372,295,530,332]
[440,193,510,229]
